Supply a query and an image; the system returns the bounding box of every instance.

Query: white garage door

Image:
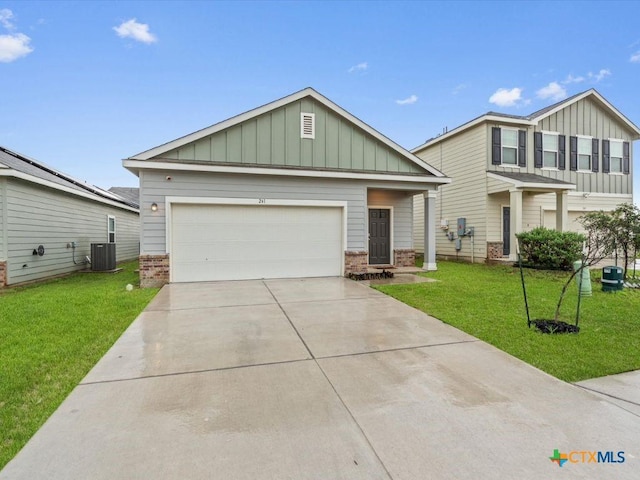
[171,203,343,282]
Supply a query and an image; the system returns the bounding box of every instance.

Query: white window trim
[107,215,116,243]
[608,138,624,173]
[300,112,315,139]
[541,131,559,169]
[576,135,593,172]
[500,127,519,166]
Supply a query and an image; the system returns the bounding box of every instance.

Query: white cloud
[113,18,157,44]
[536,82,567,101]
[452,83,467,95]
[396,94,418,105]
[0,8,15,30]
[348,62,367,73]
[562,74,585,84]
[0,33,33,62]
[588,69,611,83]
[488,87,524,107]
[630,52,640,63]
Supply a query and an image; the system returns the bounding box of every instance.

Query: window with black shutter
[558,135,566,170]
[534,132,543,168]
[518,130,527,167]
[623,141,630,174]
[569,136,578,171]
[602,139,610,173]
[592,138,599,172]
[492,127,501,165]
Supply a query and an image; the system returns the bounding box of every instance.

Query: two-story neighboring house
[413,89,640,263]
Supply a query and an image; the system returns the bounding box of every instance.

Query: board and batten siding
[489,97,633,195]
[160,98,425,175]
[413,124,487,258]
[5,179,139,285]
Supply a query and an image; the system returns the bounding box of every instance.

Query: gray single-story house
[124,88,450,287]
[0,146,140,286]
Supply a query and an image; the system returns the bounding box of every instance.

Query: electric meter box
[457,218,466,236]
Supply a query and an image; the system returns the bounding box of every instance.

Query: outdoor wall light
[151,202,158,212]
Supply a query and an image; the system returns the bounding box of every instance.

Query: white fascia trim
[0,169,139,213]
[124,159,451,185]
[412,115,535,153]
[164,197,349,268]
[487,172,576,191]
[130,88,447,178]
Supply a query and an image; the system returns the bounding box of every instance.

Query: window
[501,129,518,165]
[577,137,592,170]
[609,140,623,173]
[542,133,558,168]
[107,215,116,243]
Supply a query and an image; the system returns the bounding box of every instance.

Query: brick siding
[139,254,170,288]
[394,249,415,267]
[344,251,368,275]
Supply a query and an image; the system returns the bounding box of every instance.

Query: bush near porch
[376,261,640,383]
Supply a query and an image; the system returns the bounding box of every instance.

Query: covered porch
[345,187,438,274]
[487,172,576,261]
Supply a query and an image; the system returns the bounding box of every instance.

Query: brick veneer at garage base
[0,261,6,287]
[139,250,417,287]
[139,254,170,288]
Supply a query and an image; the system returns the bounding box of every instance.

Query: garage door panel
[171,204,343,282]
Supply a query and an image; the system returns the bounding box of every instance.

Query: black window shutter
[569,136,577,171]
[491,127,501,165]
[602,140,610,173]
[558,135,566,170]
[592,138,599,172]
[623,141,630,174]
[534,132,543,168]
[518,130,527,167]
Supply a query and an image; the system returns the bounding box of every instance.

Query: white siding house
[413,89,640,262]
[0,147,140,286]
[124,88,450,286]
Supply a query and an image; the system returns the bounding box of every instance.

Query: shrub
[516,227,585,271]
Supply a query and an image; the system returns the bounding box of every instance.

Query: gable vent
[301,112,315,139]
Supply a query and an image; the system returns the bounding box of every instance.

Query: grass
[375,261,640,383]
[0,262,158,469]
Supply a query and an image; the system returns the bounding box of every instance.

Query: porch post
[423,191,437,271]
[555,190,568,231]
[509,188,523,261]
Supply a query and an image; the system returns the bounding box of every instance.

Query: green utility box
[573,261,592,296]
[602,266,624,292]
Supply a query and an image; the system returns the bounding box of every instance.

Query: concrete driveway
[2,277,639,479]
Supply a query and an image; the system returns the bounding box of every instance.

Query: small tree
[579,204,640,280]
[548,212,616,322]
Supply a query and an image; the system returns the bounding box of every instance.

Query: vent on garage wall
[301,112,315,139]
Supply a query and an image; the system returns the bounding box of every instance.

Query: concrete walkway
[575,370,640,416]
[2,278,639,479]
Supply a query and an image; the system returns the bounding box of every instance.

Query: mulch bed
[530,319,580,334]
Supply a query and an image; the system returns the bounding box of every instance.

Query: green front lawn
[0,262,158,470]
[376,261,640,383]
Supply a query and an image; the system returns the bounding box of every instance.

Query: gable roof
[414,89,640,152]
[127,87,447,179]
[0,146,138,211]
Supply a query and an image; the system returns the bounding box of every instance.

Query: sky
[1,0,640,199]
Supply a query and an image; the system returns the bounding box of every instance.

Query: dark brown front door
[369,209,390,265]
